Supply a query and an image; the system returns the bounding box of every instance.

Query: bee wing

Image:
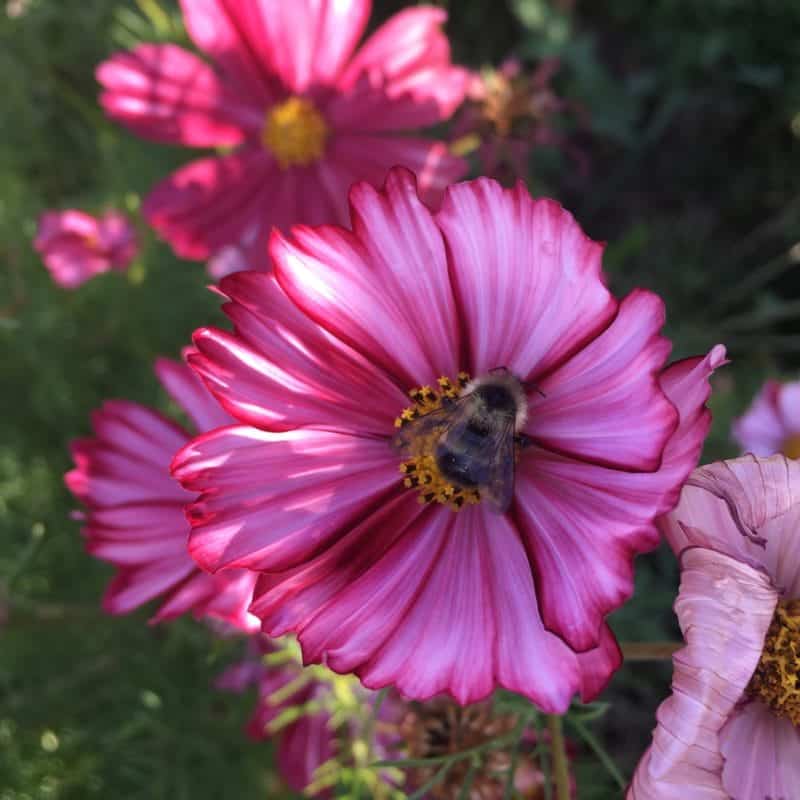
[482,417,517,514]
[392,398,471,454]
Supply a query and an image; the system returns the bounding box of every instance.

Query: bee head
[462,369,528,431]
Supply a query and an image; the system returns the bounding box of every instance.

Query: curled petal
[662,454,800,593]
[628,548,777,799]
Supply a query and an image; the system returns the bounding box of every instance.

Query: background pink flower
[215,636,335,793]
[171,168,725,709]
[631,455,800,799]
[65,354,258,630]
[732,378,800,458]
[452,57,585,185]
[34,209,137,289]
[97,0,468,275]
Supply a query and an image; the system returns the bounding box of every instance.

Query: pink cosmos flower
[66,354,258,630]
[732,378,800,458]
[97,0,468,275]
[215,637,334,792]
[171,167,726,709]
[34,209,137,289]
[630,454,800,799]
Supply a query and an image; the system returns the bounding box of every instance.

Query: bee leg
[515,433,533,449]
[522,379,546,398]
[440,395,455,407]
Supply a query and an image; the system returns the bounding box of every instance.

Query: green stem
[621,641,681,661]
[547,714,571,800]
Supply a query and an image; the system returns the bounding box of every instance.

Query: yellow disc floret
[782,434,800,460]
[395,373,481,512]
[262,97,328,169]
[747,598,800,726]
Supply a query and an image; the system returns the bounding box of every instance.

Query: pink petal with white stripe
[529,290,676,472]
[172,426,400,573]
[189,272,405,435]
[436,178,616,379]
[154,354,232,432]
[337,6,468,126]
[97,44,258,145]
[251,503,618,710]
[143,149,277,261]
[273,168,461,386]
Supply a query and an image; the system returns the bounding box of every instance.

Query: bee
[393,368,532,513]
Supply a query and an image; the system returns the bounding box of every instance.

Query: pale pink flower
[630,454,800,799]
[65,355,258,630]
[172,168,725,709]
[34,209,137,289]
[97,0,468,275]
[732,378,800,458]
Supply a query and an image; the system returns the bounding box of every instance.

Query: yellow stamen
[262,96,328,169]
[395,373,480,512]
[747,598,800,726]
[782,434,800,460]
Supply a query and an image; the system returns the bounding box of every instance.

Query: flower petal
[154,355,232,433]
[65,399,252,626]
[732,380,785,456]
[719,701,800,800]
[143,149,276,261]
[628,548,777,800]
[180,0,370,96]
[776,380,800,436]
[336,6,468,126]
[529,290,676,472]
[661,454,800,594]
[273,167,461,386]
[277,709,335,792]
[254,503,611,711]
[189,272,406,435]
[515,448,660,651]
[171,426,401,573]
[516,345,724,651]
[436,178,616,379]
[97,44,258,145]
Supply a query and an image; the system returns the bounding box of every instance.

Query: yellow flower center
[262,96,328,169]
[782,434,800,460]
[747,598,800,726]
[394,373,482,512]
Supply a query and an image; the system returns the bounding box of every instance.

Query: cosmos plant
[66,353,258,629]
[630,455,800,799]
[172,167,725,708]
[34,209,138,289]
[97,0,468,275]
[733,378,800,458]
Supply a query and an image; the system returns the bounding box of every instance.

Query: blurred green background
[2,0,800,797]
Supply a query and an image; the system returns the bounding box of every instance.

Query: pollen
[394,373,481,512]
[262,96,328,169]
[782,434,800,460]
[747,598,800,727]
